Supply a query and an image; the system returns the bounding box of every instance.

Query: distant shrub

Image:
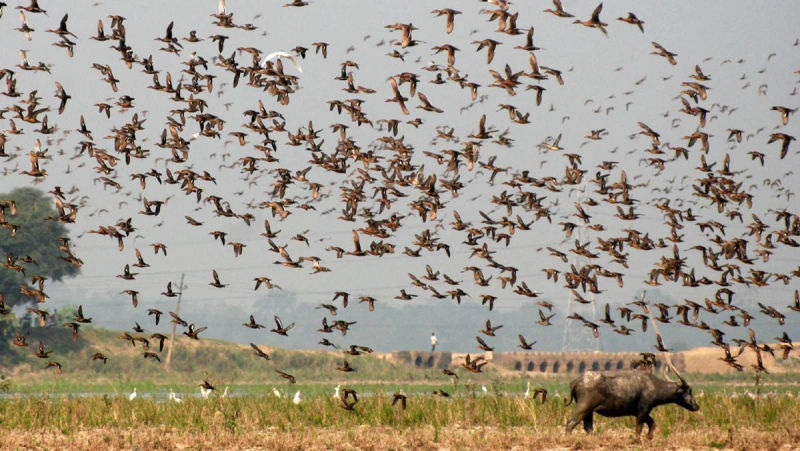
[0,374,10,392]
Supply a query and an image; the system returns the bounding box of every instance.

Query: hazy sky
[2,1,799,353]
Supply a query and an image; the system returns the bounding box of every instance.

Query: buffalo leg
[643,415,655,440]
[565,414,582,434]
[582,412,594,433]
[635,416,644,437]
[566,404,592,435]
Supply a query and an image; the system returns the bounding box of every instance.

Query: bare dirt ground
[3,425,800,450]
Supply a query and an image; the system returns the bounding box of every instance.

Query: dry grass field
[2,393,799,450]
[4,425,800,450]
[3,331,800,449]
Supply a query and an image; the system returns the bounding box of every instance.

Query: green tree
[0,187,80,308]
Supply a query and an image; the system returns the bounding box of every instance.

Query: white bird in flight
[261,51,303,73]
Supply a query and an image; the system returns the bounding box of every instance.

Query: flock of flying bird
[1,0,800,405]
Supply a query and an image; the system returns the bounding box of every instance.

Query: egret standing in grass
[293,391,302,405]
[524,381,531,398]
[272,387,283,398]
[129,388,137,401]
[333,384,340,400]
[169,389,182,403]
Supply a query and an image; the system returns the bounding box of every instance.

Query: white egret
[129,387,137,401]
[261,51,303,73]
[169,389,182,403]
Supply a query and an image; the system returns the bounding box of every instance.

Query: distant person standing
[430,332,438,351]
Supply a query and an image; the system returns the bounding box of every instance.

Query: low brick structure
[490,351,683,373]
[387,350,452,369]
[386,350,692,373]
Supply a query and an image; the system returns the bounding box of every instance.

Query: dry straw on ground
[3,425,800,450]
[2,393,800,450]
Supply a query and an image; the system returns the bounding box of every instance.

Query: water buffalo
[565,367,699,439]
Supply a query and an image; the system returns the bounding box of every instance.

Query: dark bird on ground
[531,387,548,403]
[392,392,407,409]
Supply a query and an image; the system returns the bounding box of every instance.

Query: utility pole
[164,273,186,372]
